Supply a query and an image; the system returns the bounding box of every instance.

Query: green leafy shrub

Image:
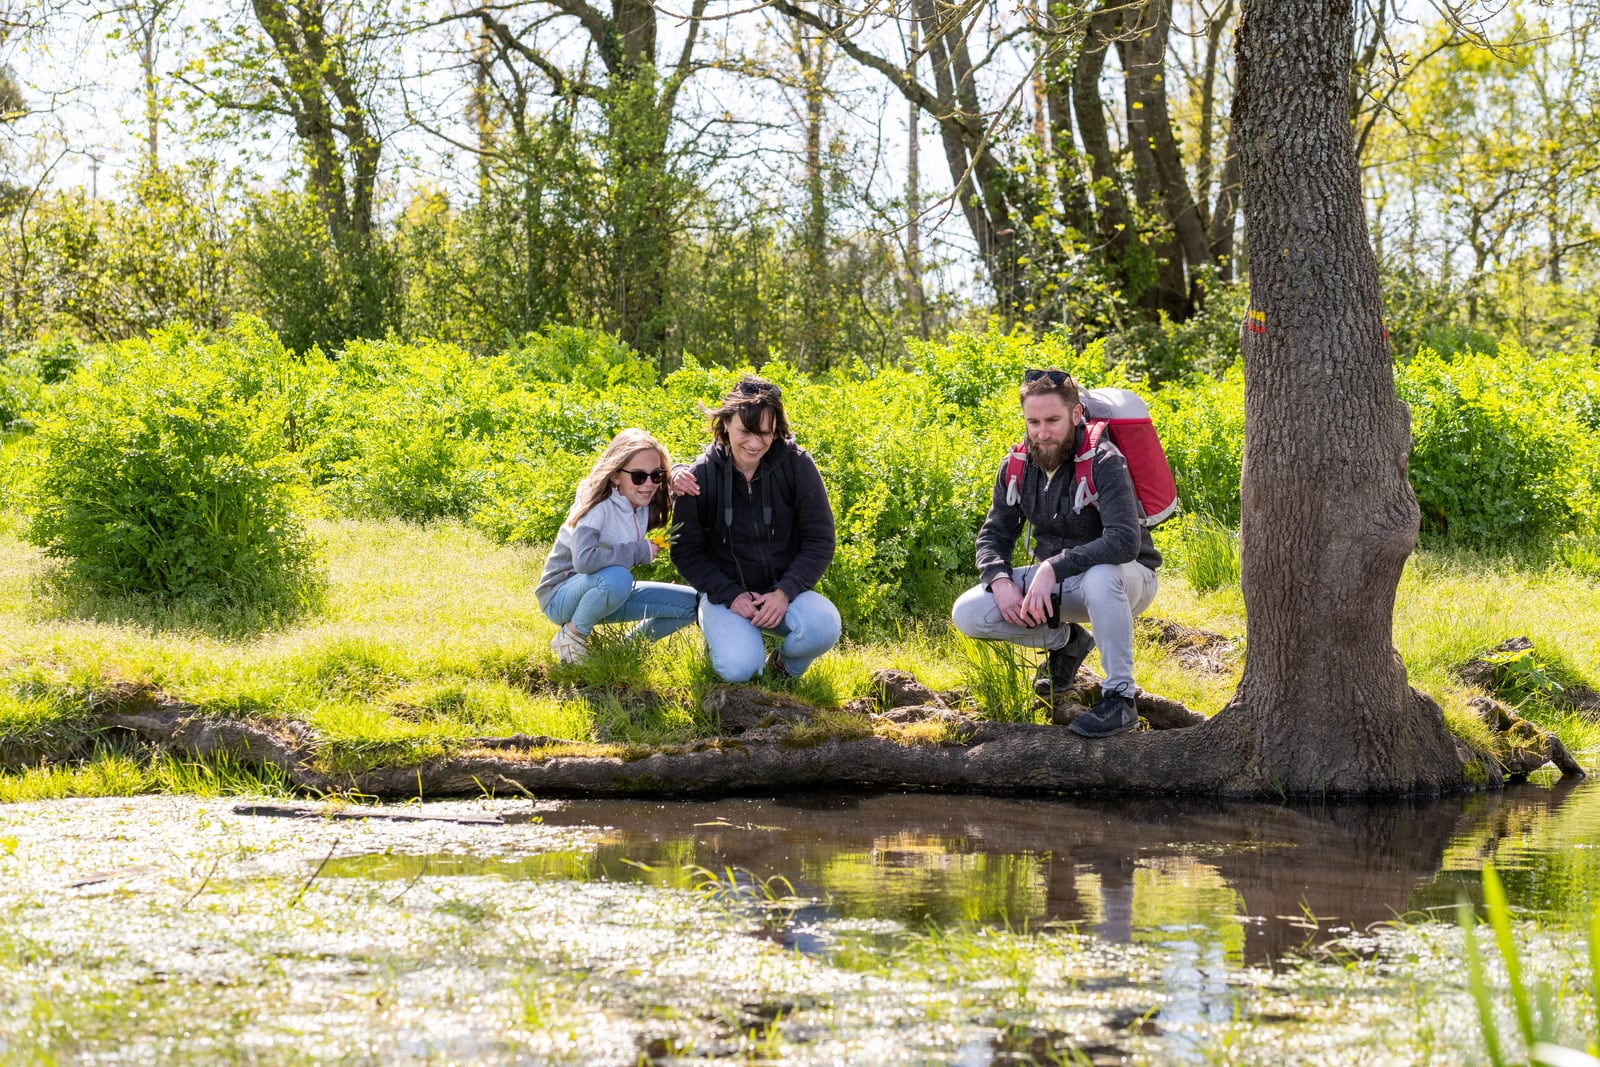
[7,334,91,385]
[506,326,658,389]
[240,190,400,354]
[22,321,320,608]
[311,337,507,521]
[905,326,1106,418]
[1398,344,1600,546]
[0,360,43,431]
[0,335,89,431]
[793,363,992,629]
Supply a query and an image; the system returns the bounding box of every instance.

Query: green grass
[2,514,1598,797]
[0,748,295,803]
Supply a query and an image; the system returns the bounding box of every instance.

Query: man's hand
[730,591,759,619]
[750,589,790,629]
[1020,562,1056,627]
[669,464,700,497]
[993,575,1029,627]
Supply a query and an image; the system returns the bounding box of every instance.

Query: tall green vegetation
[6,321,1596,633]
[19,320,321,610]
[1399,343,1600,545]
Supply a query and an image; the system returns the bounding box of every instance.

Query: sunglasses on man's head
[621,468,667,485]
[1023,368,1072,386]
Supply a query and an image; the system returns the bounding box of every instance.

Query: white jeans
[950,561,1158,696]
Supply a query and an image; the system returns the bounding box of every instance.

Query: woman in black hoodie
[669,376,840,682]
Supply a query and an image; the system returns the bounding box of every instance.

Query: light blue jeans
[950,561,1158,697]
[542,566,698,642]
[698,590,842,682]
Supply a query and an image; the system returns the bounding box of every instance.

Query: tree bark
[1203,0,1469,794]
[905,21,929,340]
[249,0,369,237]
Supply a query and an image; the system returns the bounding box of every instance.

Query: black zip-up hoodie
[670,437,836,607]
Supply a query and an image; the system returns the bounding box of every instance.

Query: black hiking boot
[1068,690,1139,738]
[1034,623,1094,699]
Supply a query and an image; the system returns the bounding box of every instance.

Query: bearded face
[1026,434,1071,472]
[1021,393,1080,474]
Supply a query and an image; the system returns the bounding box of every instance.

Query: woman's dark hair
[703,375,792,447]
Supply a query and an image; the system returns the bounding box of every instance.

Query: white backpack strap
[1072,422,1114,513]
[1073,476,1096,513]
[1003,447,1025,507]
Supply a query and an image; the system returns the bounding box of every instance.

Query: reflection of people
[951,368,1160,737]
[536,429,698,664]
[669,376,841,681]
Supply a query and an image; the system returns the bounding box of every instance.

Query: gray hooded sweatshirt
[535,489,654,611]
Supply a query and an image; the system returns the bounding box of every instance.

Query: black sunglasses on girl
[621,468,667,485]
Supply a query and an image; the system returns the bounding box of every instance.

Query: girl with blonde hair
[535,429,697,663]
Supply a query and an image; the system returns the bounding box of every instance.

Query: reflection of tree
[1408,778,1596,925]
[534,783,1590,965]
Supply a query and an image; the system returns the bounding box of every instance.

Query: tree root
[1469,695,1586,780]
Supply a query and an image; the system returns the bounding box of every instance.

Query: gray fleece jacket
[535,489,655,611]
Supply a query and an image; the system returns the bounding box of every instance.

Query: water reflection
[325,776,1600,969]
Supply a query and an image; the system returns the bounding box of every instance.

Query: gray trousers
[950,561,1159,697]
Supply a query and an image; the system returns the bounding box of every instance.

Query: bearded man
[949,368,1161,737]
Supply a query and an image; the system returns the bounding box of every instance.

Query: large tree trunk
[1205,0,1469,794]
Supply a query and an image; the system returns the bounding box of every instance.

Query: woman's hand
[750,589,789,629]
[645,527,670,560]
[669,464,699,498]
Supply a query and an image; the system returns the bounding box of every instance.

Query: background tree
[100,0,179,171]
[442,0,712,359]
[181,0,401,351]
[0,22,28,215]
[1368,2,1600,349]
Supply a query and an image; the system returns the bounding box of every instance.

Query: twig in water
[182,855,221,910]
[287,837,340,909]
[385,854,430,907]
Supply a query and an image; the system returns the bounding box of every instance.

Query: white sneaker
[550,625,588,664]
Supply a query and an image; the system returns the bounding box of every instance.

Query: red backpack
[1003,387,1178,528]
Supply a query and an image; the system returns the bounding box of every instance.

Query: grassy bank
[2,516,1598,801]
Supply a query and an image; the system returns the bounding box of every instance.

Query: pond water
[4,777,1599,1064]
[327,778,1600,965]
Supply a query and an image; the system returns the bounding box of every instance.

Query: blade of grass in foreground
[1484,863,1537,1047]
[1459,893,1505,1067]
